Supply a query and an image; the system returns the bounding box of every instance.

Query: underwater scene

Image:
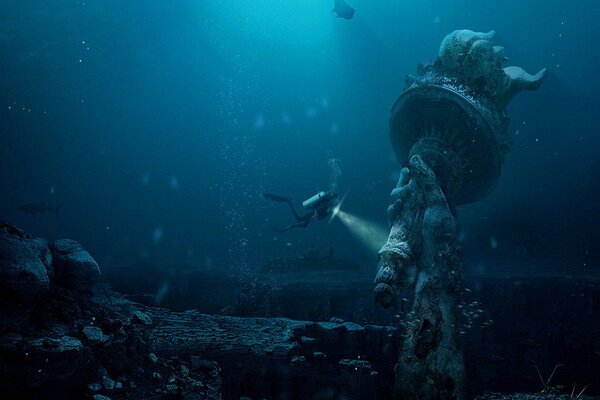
[0,1,599,399]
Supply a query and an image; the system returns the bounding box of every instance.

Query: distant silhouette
[332,0,355,20]
[17,201,61,217]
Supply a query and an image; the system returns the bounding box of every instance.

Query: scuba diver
[263,190,339,232]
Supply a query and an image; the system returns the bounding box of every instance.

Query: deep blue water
[1,0,598,274]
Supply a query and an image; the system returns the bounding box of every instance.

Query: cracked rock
[51,239,100,290]
[82,326,109,344]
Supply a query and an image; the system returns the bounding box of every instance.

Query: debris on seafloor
[261,246,360,273]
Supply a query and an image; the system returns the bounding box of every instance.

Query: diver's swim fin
[262,192,292,204]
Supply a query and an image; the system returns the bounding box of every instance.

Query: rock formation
[0,222,52,304]
[0,222,399,399]
[51,239,101,291]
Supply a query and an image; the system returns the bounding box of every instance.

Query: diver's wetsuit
[263,191,338,232]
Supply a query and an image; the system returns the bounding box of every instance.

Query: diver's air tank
[302,191,326,209]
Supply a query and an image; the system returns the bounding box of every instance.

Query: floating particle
[330,123,339,135]
[254,113,265,129]
[141,173,151,185]
[152,226,163,243]
[281,112,292,126]
[169,176,179,189]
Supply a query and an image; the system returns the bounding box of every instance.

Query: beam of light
[335,209,388,253]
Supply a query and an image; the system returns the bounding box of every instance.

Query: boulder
[132,310,153,325]
[82,326,109,344]
[92,395,112,400]
[51,239,100,290]
[0,222,52,303]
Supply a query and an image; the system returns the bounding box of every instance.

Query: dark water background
[1,0,598,275]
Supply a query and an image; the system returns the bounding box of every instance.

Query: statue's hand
[374,155,459,307]
[374,167,422,307]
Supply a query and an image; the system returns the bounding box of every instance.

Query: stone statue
[374,30,546,400]
[438,30,547,107]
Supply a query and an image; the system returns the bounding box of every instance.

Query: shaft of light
[335,210,388,253]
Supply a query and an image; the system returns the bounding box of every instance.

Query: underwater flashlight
[329,191,347,223]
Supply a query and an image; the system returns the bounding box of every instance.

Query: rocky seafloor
[475,394,598,400]
[1,221,598,399]
[0,222,400,399]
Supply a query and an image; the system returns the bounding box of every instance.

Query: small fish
[17,201,62,217]
[332,0,355,20]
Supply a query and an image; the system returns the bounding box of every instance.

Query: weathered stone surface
[26,335,84,353]
[0,221,52,303]
[437,29,546,105]
[476,393,598,400]
[51,239,100,290]
[0,335,21,354]
[92,395,112,400]
[82,326,109,344]
[1,274,398,399]
[143,307,399,399]
[375,156,465,400]
[148,352,158,364]
[0,226,224,400]
[102,374,115,390]
[88,382,102,392]
[132,309,153,325]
